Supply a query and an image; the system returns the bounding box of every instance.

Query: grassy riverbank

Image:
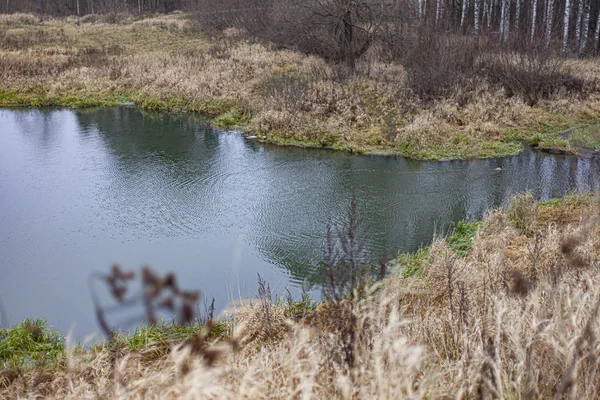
[1,13,600,160]
[3,193,600,398]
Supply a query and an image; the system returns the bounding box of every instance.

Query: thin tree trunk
[500,0,506,37]
[502,0,510,44]
[342,9,355,71]
[595,10,600,54]
[575,0,583,48]
[579,0,590,55]
[474,0,480,37]
[436,0,442,26]
[76,0,80,15]
[545,0,555,47]
[482,0,488,27]
[514,0,521,40]
[531,0,539,42]
[461,0,469,27]
[5,0,8,13]
[562,0,572,55]
[418,0,423,20]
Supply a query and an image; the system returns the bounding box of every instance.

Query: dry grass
[1,14,599,159]
[0,13,40,25]
[3,194,600,399]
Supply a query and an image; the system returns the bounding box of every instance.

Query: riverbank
[2,193,600,398]
[1,13,600,160]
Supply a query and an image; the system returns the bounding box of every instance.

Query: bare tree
[277,0,383,71]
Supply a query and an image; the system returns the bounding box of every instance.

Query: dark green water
[1,107,599,337]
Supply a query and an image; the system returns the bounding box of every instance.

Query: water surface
[1,107,599,337]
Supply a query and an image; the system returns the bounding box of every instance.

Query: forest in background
[5,0,600,59]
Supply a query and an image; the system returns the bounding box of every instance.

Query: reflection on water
[1,107,599,337]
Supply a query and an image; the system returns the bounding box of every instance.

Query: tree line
[4,0,600,60]
[3,0,184,15]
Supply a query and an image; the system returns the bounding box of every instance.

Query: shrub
[255,73,313,112]
[479,46,585,106]
[400,33,478,101]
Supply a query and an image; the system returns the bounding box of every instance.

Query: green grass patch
[569,125,600,150]
[213,109,246,129]
[283,293,318,319]
[506,116,600,154]
[447,221,480,257]
[393,220,479,278]
[0,320,65,369]
[396,247,430,278]
[394,138,523,161]
[0,88,133,108]
[538,192,594,209]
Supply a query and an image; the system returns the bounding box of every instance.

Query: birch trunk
[461,0,469,27]
[579,0,590,55]
[418,0,423,19]
[514,0,521,40]
[500,0,506,37]
[436,0,441,25]
[502,0,510,44]
[562,0,571,55]
[481,0,486,26]
[531,0,539,42]
[545,0,555,47]
[575,0,583,47]
[595,10,600,53]
[474,0,480,37]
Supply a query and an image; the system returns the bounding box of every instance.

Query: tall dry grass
[0,13,40,25]
[3,195,600,399]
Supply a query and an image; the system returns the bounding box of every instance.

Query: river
[1,107,598,338]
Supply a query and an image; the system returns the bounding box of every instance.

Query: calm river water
[1,107,599,338]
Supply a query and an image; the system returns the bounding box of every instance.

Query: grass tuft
[0,320,64,370]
